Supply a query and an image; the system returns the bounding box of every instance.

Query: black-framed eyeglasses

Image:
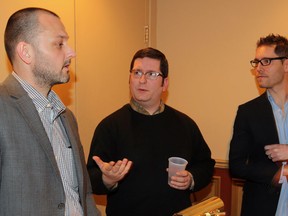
[130,70,163,80]
[250,57,287,68]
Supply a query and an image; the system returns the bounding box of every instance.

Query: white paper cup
[168,157,188,184]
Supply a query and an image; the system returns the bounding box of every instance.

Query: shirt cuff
[107,183,118,191]
[188,172,195,190]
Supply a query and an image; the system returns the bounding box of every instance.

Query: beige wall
[2,1,288,162]
[156,0,288,160]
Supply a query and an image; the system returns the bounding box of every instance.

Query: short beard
[32,61,70,89]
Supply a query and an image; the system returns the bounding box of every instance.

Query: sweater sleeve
[187,120,215,192]
[87,119,116,194]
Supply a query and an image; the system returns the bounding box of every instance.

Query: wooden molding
[215,159,228,169]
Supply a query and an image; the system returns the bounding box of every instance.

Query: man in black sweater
[87,47,215,216]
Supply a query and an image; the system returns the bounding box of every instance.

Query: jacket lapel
[3,75,62,179]
[258,92,279,143]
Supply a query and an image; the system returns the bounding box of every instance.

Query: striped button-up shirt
[13,72,83,216]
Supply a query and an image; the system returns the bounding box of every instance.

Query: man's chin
[62,74,70,83]
[53,77,70,85]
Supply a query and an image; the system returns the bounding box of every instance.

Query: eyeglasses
[250,57,287,68]
[130,70,163,80]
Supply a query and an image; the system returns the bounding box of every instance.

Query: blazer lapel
[3,75,62,179]
[258,92,279,143]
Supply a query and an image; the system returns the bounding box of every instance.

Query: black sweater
[87,104,215,216]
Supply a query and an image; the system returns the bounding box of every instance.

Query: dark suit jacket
[229,92,281,215]
[0,75,100,216]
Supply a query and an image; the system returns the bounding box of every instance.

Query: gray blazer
[0,75,100,216]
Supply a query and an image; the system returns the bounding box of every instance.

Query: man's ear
[283,58,288,72]
[16,42,32,64]
[162,77,169,92]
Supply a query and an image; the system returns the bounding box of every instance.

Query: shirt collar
[12,72,66,118]
[267,90,288,110]
[130,98,165,115]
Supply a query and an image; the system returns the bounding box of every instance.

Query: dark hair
[4,7,59,64]
[130,47,169,78]
[257,34,288,57]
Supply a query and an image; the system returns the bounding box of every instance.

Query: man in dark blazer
[0,8,100,216]
[229,34,288,215]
